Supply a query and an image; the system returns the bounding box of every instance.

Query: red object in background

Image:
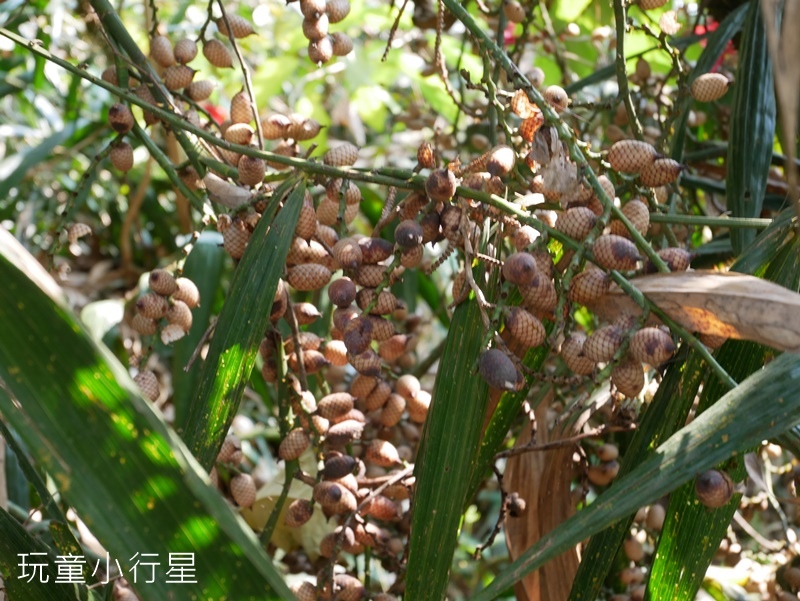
[204,104,227,125]
[694,19,736,71]
[504,21,517,46]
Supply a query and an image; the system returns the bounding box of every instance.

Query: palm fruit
[326,178,361,204]
[110,141,134,172]
[629,327,675,366]
[216,14,254,38]
[502,0,525,21]
[425,167,458,201]
[133,85,158,126]
[323,142,359,166]
[417,141,436,169]
[400,245,423,268]
[484,145,516,177]
[395,374,421,401]
[376,394,404,428]
[101,66,118,85]
[394,219,424,249]
[639,0,668,8]
[502,252,537,286]
[519,272,558,314]
[510,88,537,119]
[645,247,692,273]
[223,123,254,145]
[569,268,610,305]
[173,38,197,64]
[639,158,682,187]
[136,292,168,319]
[159,323,184,344]
[597,443,619,462]
[378,334,411,361]
[607,139,658,173]
[185,79,215,101]
[327,278,356,308]
[364,380,391,410]
[407,389,431,423]
[611,356,645,398]
[556,206,597,240]
[238,155,266,186]
[505,307,546,348]
[610,198,650,237]
[222,218,250,259]
[292,582,316,601]
[365,439,401,467]
[591,234,641,270]
[317,392,355,420]
[294,302,322,325]
[162,64,194,90]
[700,332,727,349]
[261,113,291,139]
[285,498,314,527]
[173,277,200,308]
[108,103,134,133]
[519,112,545,143]
[131,313,157,336]
[588,461,620,486]
[348,349,382,376]
[695,470,734,508]
[134,370,159,401]
[203,39,233,68]
[343,316,373,355]
[560,332,595,375]
[583,325,624,363]
[479,349,519,391]
[333,238,363,270]
[325,419,365,447]
[166,300,193,331]
[150,35,175,67]
[544,85,570,112]
[278,428,311,461]
[307,35,333,63]
[218,434,243,464]
[691,73,730,102]
[302,14,329,41]
[288,348,329,374]
[356,288,398,315]
[322,453,357,479]
[287,263,332,291]
[229,473,257,507]
[229,88,253,125]
[326,0,351,22]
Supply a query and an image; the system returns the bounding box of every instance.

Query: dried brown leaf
[587,271,800,351]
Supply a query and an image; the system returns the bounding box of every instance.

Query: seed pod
[425,168,458,202]
[629,327,675,366]
[519,272,558,315]
[395,219,424,249]
[325,419,365,447]
[400,245,423,268]
[359,237,394,264]
[592,234,641,270]
[556,206,597,240]
[587,461,620,486]
[185,79,215,101]
[150,35,175,67]
[569,268,610,305]
[300,0,326,17]
[379,334,411,361]
[294,302,322,325]
[610,199,650,237]
[287,263,332,291]
[503,252,537,286]
[368,316,395,342]
[203,39,233,68]
[479,349,520,391]
[611,356,645,398]
[108,103,134,134]
[543,85,570,113]
[691,73,730,102]
[333,238,363,270]
[321,341,347,367]
[229,473,257,507]
[134,370,159,401]
[583,325,624,363]
[222,218,250,259]
[356,288,398,315]
[217,14,254,38]
[279,428,311,461]
[322,453,357,479]
[173,277,200,308]
[328,277,356,308]
[302,14,329,41]
[229,88,253,125]
[639,0,668,8]
[343,316,373,355]
[294,200,316,242]
[348,349,382,376]
[259,113,290,140]
[365,439,400,467]
[505,307,546,348]
[483,145,516,177]
[173,38,197,64]
[607,139,659,173]
[325,178,361,205]
[285,498,314,527]
[695,469,734,508]
[407,389,431,423]
[645,246,692,273]
[317,392,355,420]
[223,123,254,145]
[131,313,158,336]
[323,142,359,167]
[218,435,242,464]
[417,141,436,169]
[639,158,682,187]
[101,66,118,85]
[234,155,265,187]
[308,36,334,64]
[519,112,545,143]
[136,292,168,319]
[109,141,134,172]
[166,300,193,332]
[162,64,194,90]
[560,332,595,375]
[378,393,405,427]
[393,375,420,402]
[326,0,351,22]
[364,495,401,521]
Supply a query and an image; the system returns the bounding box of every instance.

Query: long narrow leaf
[406,298,489,600]
[178,181,304,469]
[475,351,800,600]
[0,228,292,600]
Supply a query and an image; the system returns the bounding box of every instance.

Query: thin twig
[613,0,644,140]
[283,295,309,391]
[497,425,637,459]
[184,316,218,372]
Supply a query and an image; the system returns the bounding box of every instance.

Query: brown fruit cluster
[131,271,200,349]
[298,0,354,64]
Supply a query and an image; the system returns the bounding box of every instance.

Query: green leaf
[726,0,777,254]
[0,228,293,600]
[178,180,304,469]
[406,298,489,600]
[475,351,800,600]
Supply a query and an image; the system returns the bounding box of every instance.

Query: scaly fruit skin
[629,327,676,366]
[417,141,436,169]
[131,313,158,336]
[203,39,233,68]
[569,268,610,305]
[216,14,254,38]
[288,263,333,291]
[108,103,134,134]
[67,223,92,244]
[610,198,650,237]
[644,247,692,273]
[229,473,257,507]
[302,14,329,41]
[150,35,175,67]
[185,79,215,101]
[134,370,159,401]
[607,139,658,173]
[561,332,595,375]
[639,0,668,8]
[223,123,254,145]
[503,0,526,23]
[639,158,682,187]
[583,325,624,363]
[278,428,311,461]
[323,142,359,166]
[691,73,730,102]
[519,113,544,142]
[591,234,641,270]
[611,357,645,398]
[173,38,197,64]
[285,499,314,528]
[173,277,200,308]
[110,142,134,172]
[502,252,537,286]
[365,439,401,467]
[694,469,734,508]
[328,277,357,307]
[425,168,458,201]
[162,64,194,90]
[544,85,570,112]
[326,0,351,23]
[556,206,597,240]
[136,292,169,319]
[237,155,266,186]
[308,37,334,64]
[149,269,177,295]
[505,307,546,348]
[166,300,193,331]
[230,89,253,124]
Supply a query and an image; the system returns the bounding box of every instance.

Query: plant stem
[613,0,644,140]
[649,213,773,229]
